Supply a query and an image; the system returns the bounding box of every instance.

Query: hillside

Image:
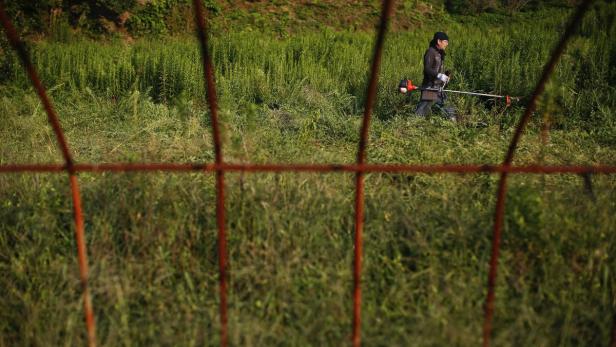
[2,0,578,39]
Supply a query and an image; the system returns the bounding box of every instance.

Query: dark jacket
[420,46,445,101]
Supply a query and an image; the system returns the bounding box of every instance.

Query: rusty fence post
[0,4,97,346]
[482,1,594,346]
[193,1,228,346]
[352,1,395,346]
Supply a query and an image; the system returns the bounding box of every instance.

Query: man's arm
[423,50,439,80]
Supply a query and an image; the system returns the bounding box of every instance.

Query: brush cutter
[398,79,519,106]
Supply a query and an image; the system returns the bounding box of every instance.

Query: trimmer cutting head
[398,79,417,94]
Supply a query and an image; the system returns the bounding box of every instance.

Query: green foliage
[126,0,173,36]
[445,0,578,14]
[1,0,59,35]
[0,33,15,80]
[92,0,136,14]
[4,5,613,130]
[3,0,595,38]
[0,0,436,38]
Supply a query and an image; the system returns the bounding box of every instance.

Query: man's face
[437,39,449,50]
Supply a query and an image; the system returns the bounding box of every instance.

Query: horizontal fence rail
[2,163,616,175]
[1,0,614,346]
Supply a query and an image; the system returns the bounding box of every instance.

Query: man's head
[433,32,449,50]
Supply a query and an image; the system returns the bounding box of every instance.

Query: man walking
[415,32,456,120]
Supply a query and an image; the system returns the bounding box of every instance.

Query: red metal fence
[1,0,614,346]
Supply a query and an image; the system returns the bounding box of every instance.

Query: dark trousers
[415,93,456,120]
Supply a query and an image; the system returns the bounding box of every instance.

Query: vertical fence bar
[192,1,227,346]
[352,1,395,346]
[0,4,97,346]
[482,1,594,346]
[70,174,97,347]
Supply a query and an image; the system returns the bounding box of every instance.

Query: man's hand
[437,73,449,83]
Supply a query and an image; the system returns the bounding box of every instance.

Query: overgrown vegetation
[2,0,582,38]
[0,1,615,346]
[3,3,614,130]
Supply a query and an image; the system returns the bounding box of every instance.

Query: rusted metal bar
[352,171,366,347]
[0,4,97,346]
[482,1,594,346]
[70,174,96,347]
[353,1,395,346]
[192,1,223,165]
[192,1,227,346]
[2,163,616,175]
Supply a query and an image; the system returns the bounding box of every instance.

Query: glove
[437,73,449,83]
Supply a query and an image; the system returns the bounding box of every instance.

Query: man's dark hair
[433,32,449,41]
[429,32,448,59]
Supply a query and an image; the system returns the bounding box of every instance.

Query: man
[415,32,456,120]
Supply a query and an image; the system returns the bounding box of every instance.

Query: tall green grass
[3,4,614,128]
[1,99,614,345]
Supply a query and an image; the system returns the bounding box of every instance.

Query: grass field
[1,2,615,346]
